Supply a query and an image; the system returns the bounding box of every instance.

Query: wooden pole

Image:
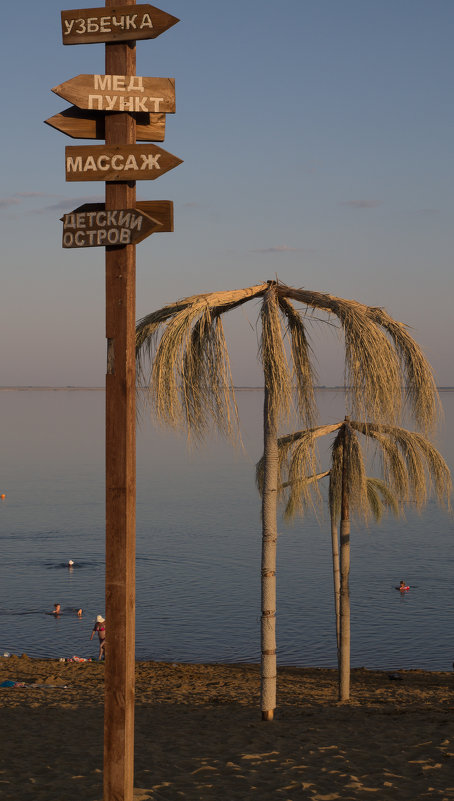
[260,381,277,723]
[104,1,137,799]
[339,418,351,702]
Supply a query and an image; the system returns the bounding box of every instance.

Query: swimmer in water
[68,560,74,568]
[399,580,410,592]
[49,604,82,616]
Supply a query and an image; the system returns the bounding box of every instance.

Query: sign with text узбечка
[61,204,163,248]
[65,144,183,182]
[61,4,179,45]
[52,74,175,113]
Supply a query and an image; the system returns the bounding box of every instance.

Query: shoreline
[1,657,453,800]
[1,655,452,710]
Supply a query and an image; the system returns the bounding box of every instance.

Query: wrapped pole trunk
[260,382,278,721]
[339,420,351,701]
[330,513,341,657]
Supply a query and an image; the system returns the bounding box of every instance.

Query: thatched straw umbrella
[136,279,439,721]
[271,418,451,701]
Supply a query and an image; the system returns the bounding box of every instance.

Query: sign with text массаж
[65,144,183,182]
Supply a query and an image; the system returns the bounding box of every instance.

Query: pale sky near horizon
[1,0,452,386]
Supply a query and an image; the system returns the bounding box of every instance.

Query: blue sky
[1,0,452,386]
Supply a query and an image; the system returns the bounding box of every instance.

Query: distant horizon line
[1,385,453,392]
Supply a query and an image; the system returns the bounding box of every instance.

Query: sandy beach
[1,656,453,800]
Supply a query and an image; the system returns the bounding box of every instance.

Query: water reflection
[0,389,452,669]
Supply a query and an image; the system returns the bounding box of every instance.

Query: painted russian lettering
[63,12,155,36]
[87,94,165,111]
[65,145,182,182]
[66,153,163,174]
[128,77,144,92]
[63,213,76,228]
[66,156,83,172]
[88,95,103,110]
[141,13,153,29]
[94,75,111,90]
[61,5,179,45]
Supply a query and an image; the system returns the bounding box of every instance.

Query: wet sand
[1,656,453,800]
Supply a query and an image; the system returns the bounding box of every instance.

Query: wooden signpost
[46,2,180,799]
[65,143,182,181]
[61,4,178,45]
[52,74,175,112]
[61,204,163,248]
[135,199,173,231]
[45,107,166,141]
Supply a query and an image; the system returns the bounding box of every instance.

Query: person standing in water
[90,615,106,659]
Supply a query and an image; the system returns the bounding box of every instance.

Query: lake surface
[0,388,453,671]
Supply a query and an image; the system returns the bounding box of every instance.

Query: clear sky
[1,0,452,386]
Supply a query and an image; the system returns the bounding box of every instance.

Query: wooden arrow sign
[61,204,163,248]
[61,4,179,45]
[45,106,166,141]
[52,74,175,113]
[65,144,183,182]
[136,200,173,234]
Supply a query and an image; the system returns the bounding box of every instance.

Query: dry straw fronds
[260,285,293,427]
[276,283,439,431]
[350,422,452,511]
[367,307,440,432]
[271,419,451,524]
[136,279,441,441]
[136,283,268,439]
[366,477,400,522]
[255,423,341,500]
[277,295,317,428]
[282,470,330,521]
[329,424,369,524]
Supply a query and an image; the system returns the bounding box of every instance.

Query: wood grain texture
[60,201,173,234]
[45,106,166,141]
[65,143,182,181]
[52,74,175,113]
[61,4,179,45]
[135,199,173,233]
[104,7,136,800]
[61,205,162,248]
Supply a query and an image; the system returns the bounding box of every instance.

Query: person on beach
[399,581,410,592]
[90,615,106,660]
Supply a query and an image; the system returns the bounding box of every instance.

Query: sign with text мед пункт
[52,74,175,113]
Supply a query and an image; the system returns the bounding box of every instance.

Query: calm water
[0,389,453,671]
